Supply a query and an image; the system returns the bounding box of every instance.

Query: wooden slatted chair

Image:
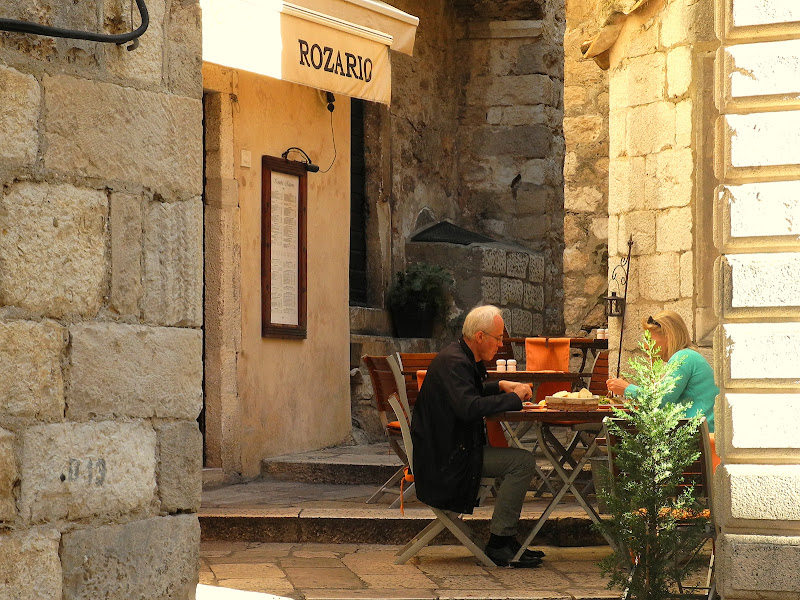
[396,352,437,409]
[489,326,517,365]
[588,350,610,396]
[362,355,416,508]
[603,417,717,599]
[387,391,498,567]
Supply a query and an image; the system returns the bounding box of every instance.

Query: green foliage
[387,262,453,315]
[595,332,710,600]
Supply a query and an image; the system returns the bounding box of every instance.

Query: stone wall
[456,0,567,335]
[605,0,718,364]
[359,0,566,335]
[406,242,546,341]
[563,0,610,335]
[0,1,202,597]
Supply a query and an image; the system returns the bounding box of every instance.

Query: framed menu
[261,155,307,338]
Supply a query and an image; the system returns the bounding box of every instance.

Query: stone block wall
[456,1,567,335]
[360,0,567,335]
[563,0,610,335]
[714,0,800,596]
[0,1,202,597]
[406,242,546,341]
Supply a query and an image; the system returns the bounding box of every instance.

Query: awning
[200,0,419,105]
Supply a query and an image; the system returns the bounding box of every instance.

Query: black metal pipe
[615,236,634,377]
[0,0,148,45]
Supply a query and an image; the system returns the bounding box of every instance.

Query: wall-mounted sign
[262,156,308,339]
[200,0,417,105]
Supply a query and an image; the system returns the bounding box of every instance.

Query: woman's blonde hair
[642,310,692,358]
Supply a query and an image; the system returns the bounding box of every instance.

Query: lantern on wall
[604,291,626,317]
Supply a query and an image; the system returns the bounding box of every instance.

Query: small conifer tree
[595,332,710,600]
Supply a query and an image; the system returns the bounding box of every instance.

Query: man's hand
[499,380,532,401]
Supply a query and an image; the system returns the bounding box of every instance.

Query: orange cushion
[525,337,570,371]
[487,421,508,447]
[387,421,401,431]
[416,370,427,391]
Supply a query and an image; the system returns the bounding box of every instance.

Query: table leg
[501,421,557,496]
[513,422,615,561]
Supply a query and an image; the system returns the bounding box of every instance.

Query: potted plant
[388,262,453,338]
[595,333,710,600]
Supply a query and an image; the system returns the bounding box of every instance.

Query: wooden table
[485,370,586,397]
[487,408,620,557]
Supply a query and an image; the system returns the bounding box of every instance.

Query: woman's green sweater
[623,348,719,432]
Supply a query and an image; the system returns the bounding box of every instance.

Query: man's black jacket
[410,339,522,514]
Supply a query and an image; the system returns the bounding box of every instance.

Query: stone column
[715,1,800,596]
[0,0,203,597]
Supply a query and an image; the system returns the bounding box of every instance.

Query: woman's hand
[606,378,630,396]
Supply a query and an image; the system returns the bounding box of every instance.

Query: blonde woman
[606,310,718,433]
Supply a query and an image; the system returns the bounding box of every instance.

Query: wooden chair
[396,352,437,409]
[587,350,610,396]
[387,392,498,567]
[362,355,416,508]
[490,326,517,365]
[603,417,717,599]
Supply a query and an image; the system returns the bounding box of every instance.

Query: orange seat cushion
[387,421,401,431]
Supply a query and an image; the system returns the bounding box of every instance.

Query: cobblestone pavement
[198,541,620,600]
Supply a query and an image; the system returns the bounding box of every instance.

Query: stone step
[208,443,608,548]
[198,505,606,547]
[260,445,404,485]
[199,478,607,548]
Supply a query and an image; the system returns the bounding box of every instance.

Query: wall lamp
[281,147,319,172]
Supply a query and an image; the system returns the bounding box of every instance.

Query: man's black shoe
[486,542,542,568]
[507,537,546,560]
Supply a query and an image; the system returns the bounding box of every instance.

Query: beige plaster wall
[204,65,352,478]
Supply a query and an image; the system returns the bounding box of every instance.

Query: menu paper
[270,171,299,326]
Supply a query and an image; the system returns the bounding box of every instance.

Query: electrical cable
[0,0,148,46]
[319,109,337,174]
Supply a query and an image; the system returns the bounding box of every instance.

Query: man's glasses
[647,315,661,328]
[481,331,504,343]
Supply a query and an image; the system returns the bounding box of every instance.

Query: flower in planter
[388,262,453,338]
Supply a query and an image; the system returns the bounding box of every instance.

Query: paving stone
[359,573,436,589]
[430,575,505,590]
[280,557,348,568]
[209,563,285,580]
[303,591,436,599]
[216,578,296,595]
[284,566,365,589]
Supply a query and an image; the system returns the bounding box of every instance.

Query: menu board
[270,171,299,325]
[261,156,307,338]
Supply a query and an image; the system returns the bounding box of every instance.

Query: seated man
[410,304,543,567]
